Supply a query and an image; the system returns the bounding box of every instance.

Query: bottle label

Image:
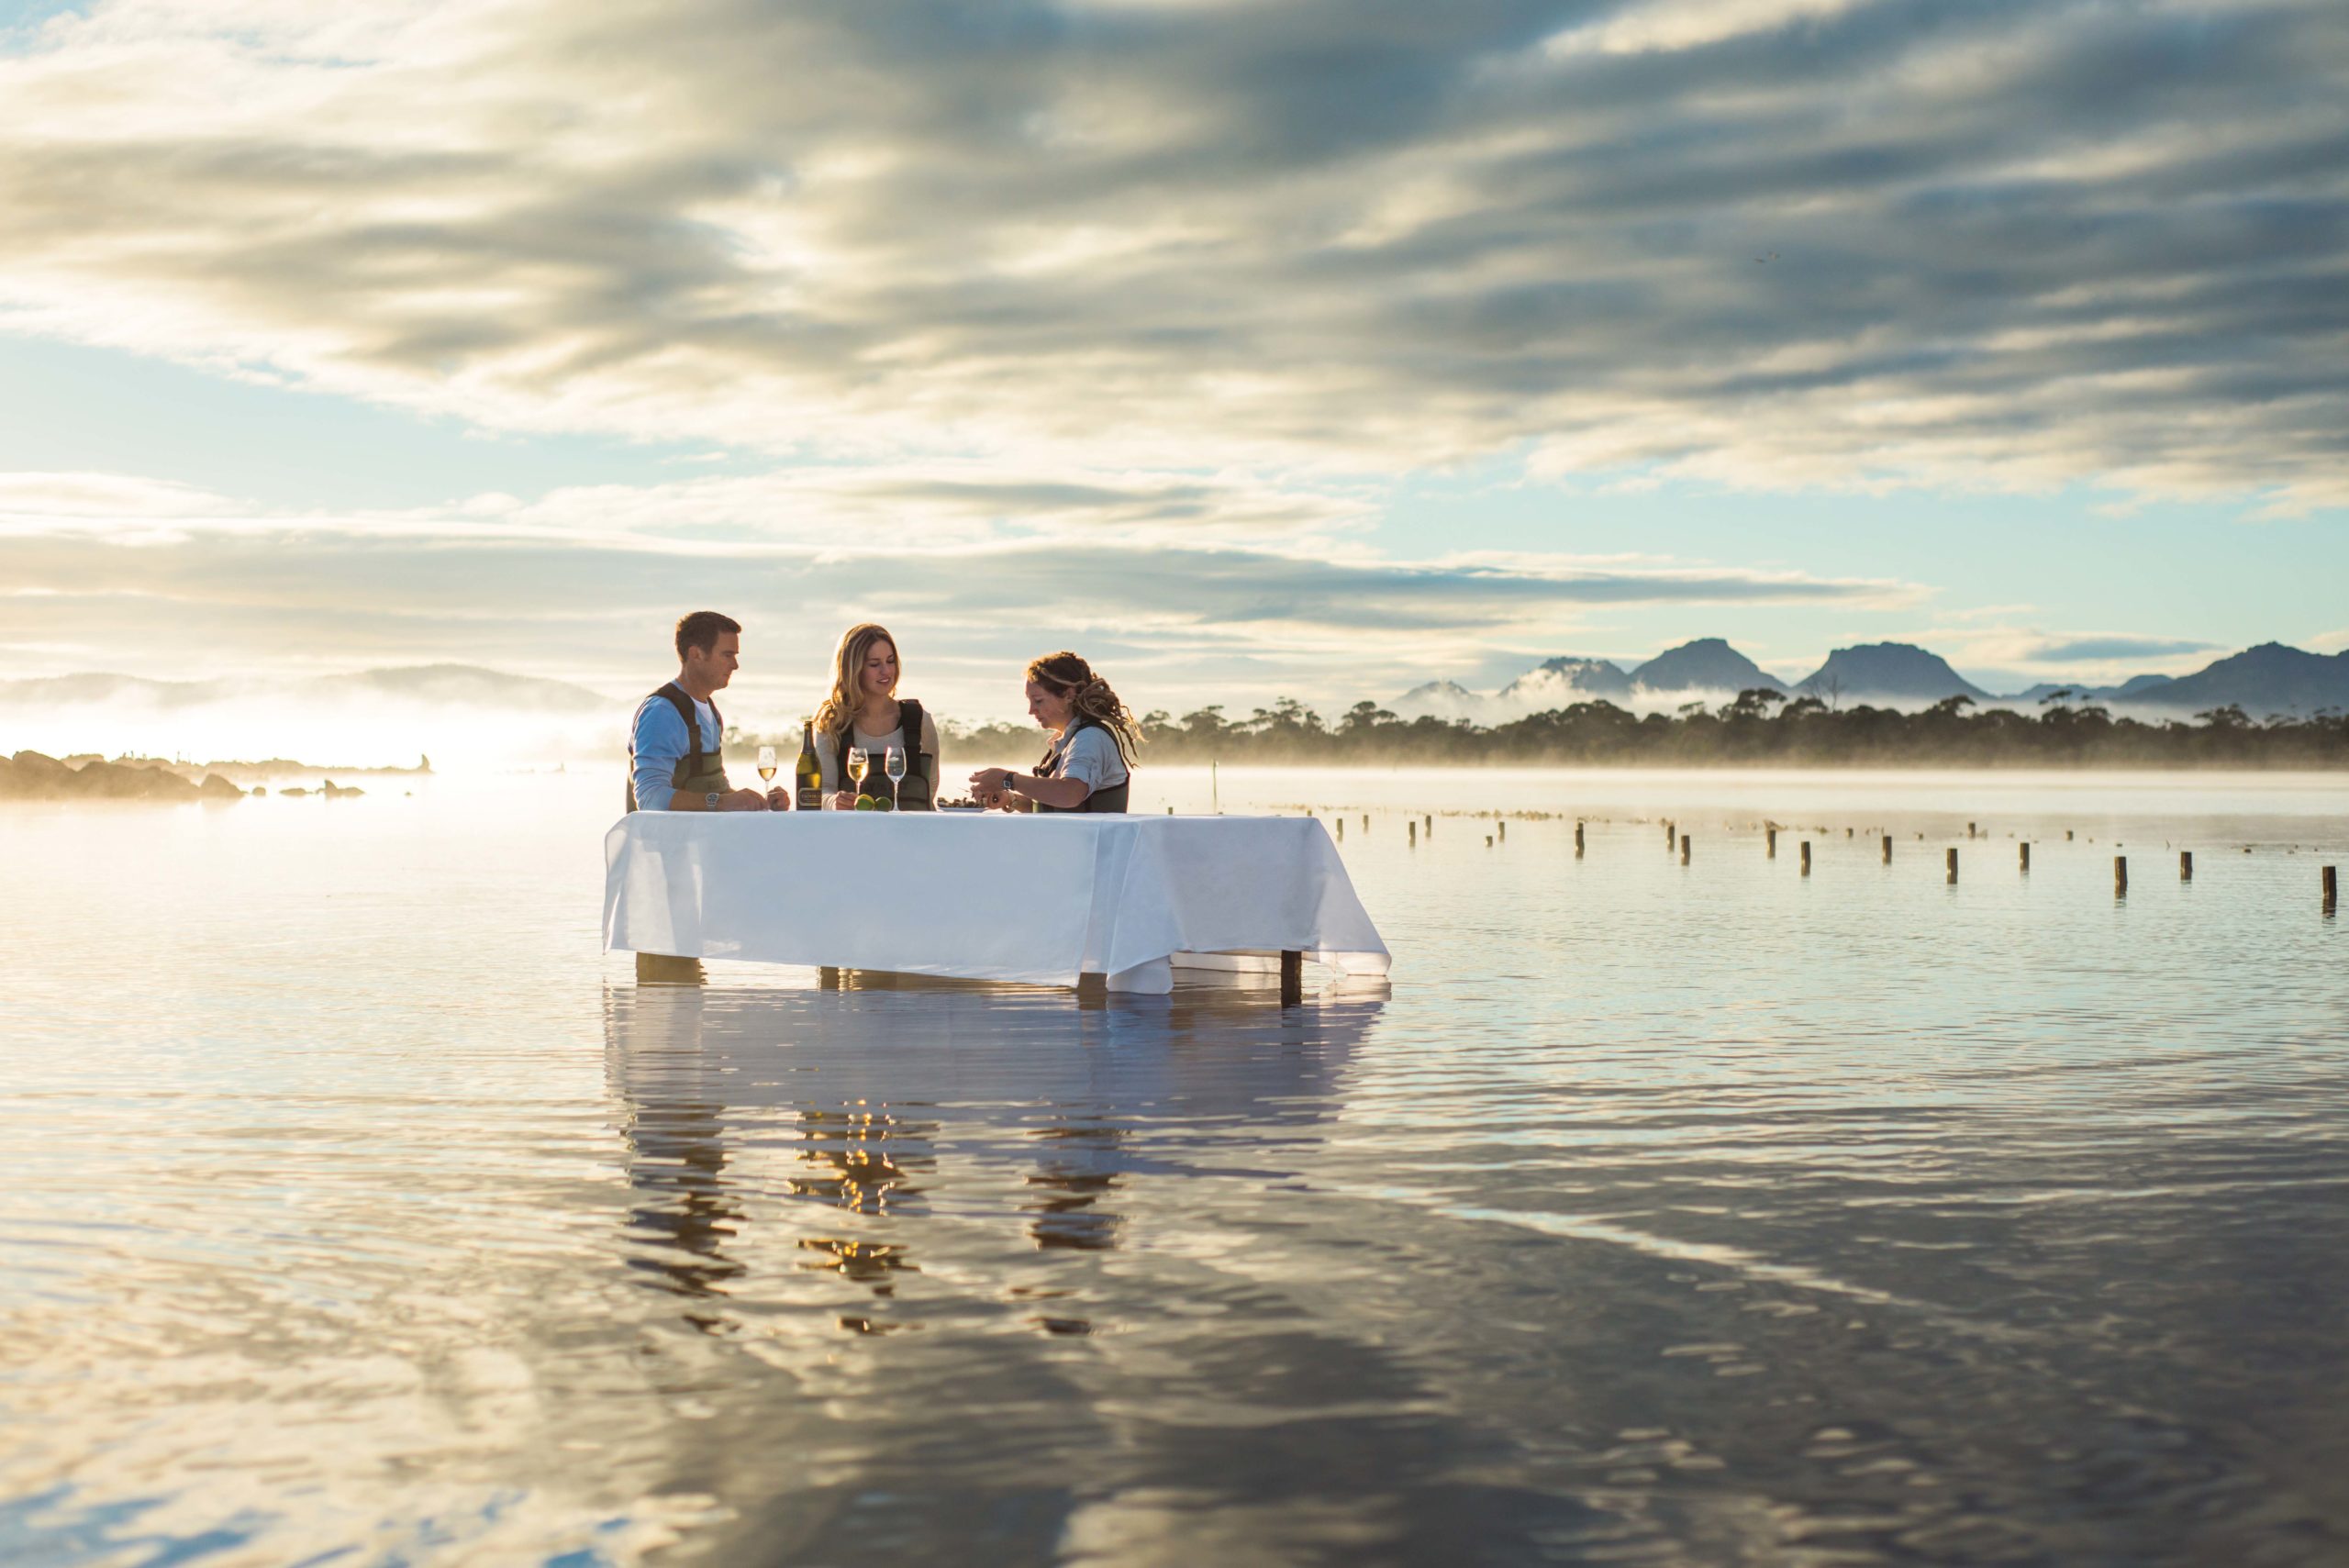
[796,726,822,811]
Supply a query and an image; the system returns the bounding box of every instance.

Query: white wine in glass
[884,745,906,807]
[756,745,778,784]
[847,748,869,797]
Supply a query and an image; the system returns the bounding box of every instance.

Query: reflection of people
[606,987,745,1322]
[1024,1117,1127,1251]
[604,981,1383,1326]
[627,610,770,813]
[812,622,941,811]
[969,651,1140,813]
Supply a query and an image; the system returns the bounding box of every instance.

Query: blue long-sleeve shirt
[630,692,722,810]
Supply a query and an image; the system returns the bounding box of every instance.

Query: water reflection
[13,766,2348,1565]
[618,1086,744,1317]
[603,977,1383,1340]
[1025,1117,1127,1251]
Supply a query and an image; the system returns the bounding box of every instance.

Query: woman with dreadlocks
[968,651,1141,813]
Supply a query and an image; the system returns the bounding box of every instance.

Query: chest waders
[828,698,940,809]
[626,683,729,811]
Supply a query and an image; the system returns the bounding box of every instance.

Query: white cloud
[0,466,1918,719]
[1899,620,2232,687]
[0,471,235,519]
[0,0,2338,505]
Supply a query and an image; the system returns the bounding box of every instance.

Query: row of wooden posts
[1328,809,2339,910]
[1674,817,2333,903]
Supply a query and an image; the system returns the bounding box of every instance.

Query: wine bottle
[795,724,824,811]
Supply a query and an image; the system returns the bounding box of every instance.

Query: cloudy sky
[1,0,2343,727]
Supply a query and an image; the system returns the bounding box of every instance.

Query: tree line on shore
[935,691,2349,768]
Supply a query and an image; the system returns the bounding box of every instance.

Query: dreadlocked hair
[1028,651,1141,769]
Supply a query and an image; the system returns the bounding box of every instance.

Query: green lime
[870,795,895,812]
[854,795,876,811]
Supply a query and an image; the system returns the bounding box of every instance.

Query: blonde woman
[968,651,1141,813]
[813,623,941,809]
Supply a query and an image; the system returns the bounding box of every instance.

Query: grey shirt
[1048,725,1128,796]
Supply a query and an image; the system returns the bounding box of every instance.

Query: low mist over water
[3,768,2344,1563]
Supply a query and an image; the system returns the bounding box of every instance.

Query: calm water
[3,767,2346,1565]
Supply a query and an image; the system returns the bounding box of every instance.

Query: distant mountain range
[0,663,622,769]
[0,663,613,715]
[1391,639,2349,720]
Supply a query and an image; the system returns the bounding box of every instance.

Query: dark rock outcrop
[0,751,234,802]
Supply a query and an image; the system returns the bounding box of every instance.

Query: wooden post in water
[1679,833,1690,864]
[1408,820,1417,847]
[1279,949,1303,1006]
[1767,827,1777,858]
[1575,821,1586,856]
[1664,819,1675,849]
[638,952,708,986]
[2020,842,2031,873]
[1362,814,1369,833]
[2065,829,2074,840]
[1497,820,1506,842]
[1424,814,1432,835]
[1881,834,1892,864]
[2180,851,2193,881]
[1946,848,1958,884]
[2322,865,2336,912]
[1335,817,1344,841]
[1968,821,1977,839]
[2115,856,2128,896]
[1799,840,1811,876]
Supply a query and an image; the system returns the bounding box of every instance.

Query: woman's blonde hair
[1028,651,1141,767]
[815,623,898,740]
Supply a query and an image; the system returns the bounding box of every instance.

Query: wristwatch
[706,791,721,809]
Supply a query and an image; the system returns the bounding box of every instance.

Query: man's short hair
[674,610,741,661]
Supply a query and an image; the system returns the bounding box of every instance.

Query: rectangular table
[604,812,1390,993]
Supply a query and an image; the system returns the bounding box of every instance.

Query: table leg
[635,952,706,986]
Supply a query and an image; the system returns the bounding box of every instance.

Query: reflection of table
[603,813,1390,993]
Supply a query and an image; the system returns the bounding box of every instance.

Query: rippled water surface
[4,768,2346,1565]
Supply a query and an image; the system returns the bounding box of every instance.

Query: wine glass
[756,745,777,784]
[884,745,906,807]
[847,747,869,800]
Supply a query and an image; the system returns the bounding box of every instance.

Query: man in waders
[628,610,769,816]
[629,611,767,983]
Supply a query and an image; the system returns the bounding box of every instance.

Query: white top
[814,708,940,791]
[1046,725,1128,795]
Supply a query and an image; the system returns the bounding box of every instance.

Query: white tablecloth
[603,812,1390,990]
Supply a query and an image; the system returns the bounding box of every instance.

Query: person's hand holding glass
[826,746,869,811]
[758,744,791,809]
